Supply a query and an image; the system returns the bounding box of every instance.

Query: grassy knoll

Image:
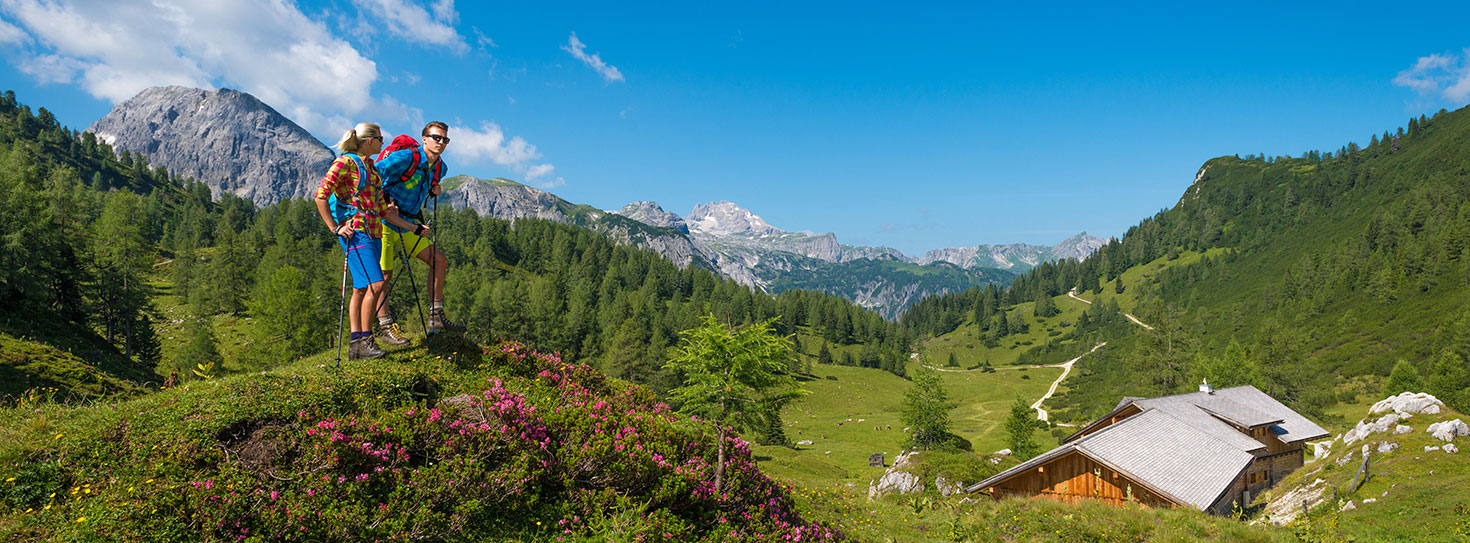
[1259,400,1470,542]
[0,335,837,541]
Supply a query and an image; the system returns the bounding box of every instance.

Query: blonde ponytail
[333,122,381,154]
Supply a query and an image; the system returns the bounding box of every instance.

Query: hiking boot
[347,337,365,360]
[427,308,465,334]
[376,322,411,347]
[358,337,387,359]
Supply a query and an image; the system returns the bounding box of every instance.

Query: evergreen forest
[0,90,911,401]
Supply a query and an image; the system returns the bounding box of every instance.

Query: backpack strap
[384,148,422,189]
[343,153,372,191]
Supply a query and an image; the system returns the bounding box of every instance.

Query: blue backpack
[327,153,375,225]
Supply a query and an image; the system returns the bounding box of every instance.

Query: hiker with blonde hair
[314,122,422,359]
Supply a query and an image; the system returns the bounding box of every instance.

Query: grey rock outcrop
[868,451,923,500]
[1344,413,1400,445]
[440,177,713,271]
[915,232,1107,271]
[88,86,334,205]
[443,176,577,223]
[686,201,782,236]
[1427,419,1468,442]
[1376,441,1399,454]
[869,471,922,500]
[1370,392,1444,415]
[614,201,688,233]
[1446,443,1460,454]
[935,475,965,496]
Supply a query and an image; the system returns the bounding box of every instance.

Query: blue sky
[3,1,1470,255]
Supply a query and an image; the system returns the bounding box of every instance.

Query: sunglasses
[425,134,451,144]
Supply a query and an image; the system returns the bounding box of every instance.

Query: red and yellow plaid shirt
[315,154,387,238]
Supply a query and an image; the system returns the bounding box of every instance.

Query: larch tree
[664,315,805,494]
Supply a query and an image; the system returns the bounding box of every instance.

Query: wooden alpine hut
[965,381,1329,514]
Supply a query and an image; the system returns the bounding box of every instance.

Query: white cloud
[429,0,456,24]
[351,0,466,54]
[451,121,561,188]
[0,0,563,185]
[0,0,387,134]
[472,26,496,51]
[453,120,539,165]
[1394,49,1470,104]
[0,14,27,44]
[561,32,624,83]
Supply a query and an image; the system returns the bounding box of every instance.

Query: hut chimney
[1199,378,1214,394]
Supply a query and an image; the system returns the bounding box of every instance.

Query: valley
[5,82,1470,541]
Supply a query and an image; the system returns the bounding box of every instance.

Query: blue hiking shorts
[338,232,385,289]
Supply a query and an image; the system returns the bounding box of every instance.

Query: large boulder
[1344,413,1403,445]
[868,451,924,500]
[868,471,922,500]
[1370,392,1444,415]
[1427,419,1469,442]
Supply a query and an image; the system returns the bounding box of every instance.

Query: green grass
[1261,402,1470,541]
[1084,248,1230,315]
[919,295,1090,369]
[148,272,256,377]
[753,356,1061,489]
[788,484,1294,543]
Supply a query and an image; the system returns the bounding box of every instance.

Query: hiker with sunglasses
[373,121,464,341]
[314,122,424,359]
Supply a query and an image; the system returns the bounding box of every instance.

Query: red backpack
[377,134,445,189]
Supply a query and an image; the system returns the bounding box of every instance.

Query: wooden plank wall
[990,451,1175,509]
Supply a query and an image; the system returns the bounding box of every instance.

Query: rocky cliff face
[686,201,782,236]
[440,176,714,271]
[441,176,581,223]
[616,201,689,233]
[88,86,335,205]
[915,233,1108,270]
[1050,232,1109,261]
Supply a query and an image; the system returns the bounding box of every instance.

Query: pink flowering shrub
[15,339,838,541]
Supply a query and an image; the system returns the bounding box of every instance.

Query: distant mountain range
[90,86,1105,318]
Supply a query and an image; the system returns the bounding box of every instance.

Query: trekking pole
[335,259,348,369]
[397,232,429,334]
[430,193,439,327]
[370,233,415,318]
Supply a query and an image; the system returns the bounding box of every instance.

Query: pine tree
[900,368,956,450]
[177,314,221,379]
[1383,358,1426,396]
[1003,397,1041,460]
[817,343,832,365]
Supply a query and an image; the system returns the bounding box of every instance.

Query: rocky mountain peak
[1051,232,1109,260]
[686,201,783,236]
[88,86,335,206]
[614,201,688,233]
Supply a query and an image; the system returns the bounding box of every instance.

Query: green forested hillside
[903,105,1470,425]
[0,90,910,404]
